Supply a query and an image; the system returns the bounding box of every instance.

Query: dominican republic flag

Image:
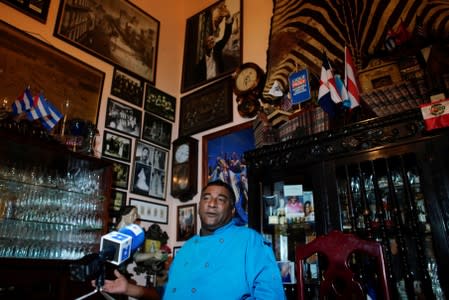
[344,47,361,110]
[12,87,34,115]
[41,100,63,130]
[318,52,342,117]
[420,99,449,131]
[27,94,50,120]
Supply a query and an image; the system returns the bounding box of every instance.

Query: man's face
[199,184,235,234]
[205,35,215,50]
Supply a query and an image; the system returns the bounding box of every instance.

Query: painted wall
[0,0,272,264]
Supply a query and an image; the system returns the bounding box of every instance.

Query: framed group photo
[105,98,142,138]
[131,140,168,199]
[144,84,176,122]
[130,198,168,224]
[54,0,160,83]
[202,121,255,225]
[177,204,197,241]
[111,67,144,107]
[181,0,242,92]
[179,77,233,137]
[102,130,132,162]
[142,112,172,149]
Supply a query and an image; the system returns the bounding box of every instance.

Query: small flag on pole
[318,51,342,117]
[41,100,63,130]
[344,47,361,110]
[27,94,50,120]
[12,87,34,115]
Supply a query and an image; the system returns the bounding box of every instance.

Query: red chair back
[296,230,390,300]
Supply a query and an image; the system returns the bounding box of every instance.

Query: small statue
[117,205,138,230]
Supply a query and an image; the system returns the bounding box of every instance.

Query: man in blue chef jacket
[163,180,285,299]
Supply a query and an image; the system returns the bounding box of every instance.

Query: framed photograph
[142,112,172,149]
[1,0,50,23]
[110,189,127,215]
[173,246,181,257]
[54,0,159,84]
[0,20,104,125]
[144,84,176,122]
[177,204,197,241]
[130,198,168,224]
[106,159,130,190]
[278,261,296,284]
[131,140,168,200]
[202,121,255,225]
[102,130,132,162]
[179,77,233,137]
[181,0,242,92]
[105,98,142,138]
[111,67,144,107]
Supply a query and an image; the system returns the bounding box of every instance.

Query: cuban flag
[41,100,63,130]
[27,94,50,120]
[344,47,361,110]
[12,87,34,115]
[318,52,342,117]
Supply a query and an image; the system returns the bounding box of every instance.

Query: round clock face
[235,67,259,93]
[175,143,190,163]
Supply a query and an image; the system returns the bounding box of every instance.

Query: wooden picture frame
[102,130,132,162]
[142,112,172,149]
[144,84,176,122]
[130,198,168,224]
[54,0,159,83]
[110,189,127,215]
[111,67,144,107]
[106,159,130,190]
[179,77,233,137]
[105,98,142,138]
[181,0,242,92]
[131,140,168,200]
[176,204,197,241]
[0,20,104,125]
[1,0,50,23]
[202,121,255,225]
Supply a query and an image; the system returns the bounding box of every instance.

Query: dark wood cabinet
[246,109,449,299]
[0,120,112,299]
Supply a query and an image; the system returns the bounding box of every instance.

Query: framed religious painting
[180,0,242,92]
[54,0,159,84]
[131,140,168,200]
[179,77,233,137]
[105,98,142,138]
[176,204,197,241]
[202,121,255,225]
[144,84,176,122]
[142,112,172,149]
[111,67,144,107]
[130,198,168,224]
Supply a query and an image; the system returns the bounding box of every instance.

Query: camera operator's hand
[91,269,160,300]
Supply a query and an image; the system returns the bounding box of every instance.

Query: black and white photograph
[55,0,159,83]
[142,112,172,149]
[102,130,132,162]
[131,140,168,199]
[144,84,176,122]
[111,68,144,107]
[106,159,130,190]
[181,0,242,92]
[105,98,142,138]
[110,189,127,215]
[130,198,168,224]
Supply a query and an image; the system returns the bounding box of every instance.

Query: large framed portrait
[202,121,255,225]
[105,98,142,138]
[54,0,159,83]
[142,112,172,149]
[181,0,242,92]
[105,159,130,190]
[0,20,104,125]
[131,140,168,200]
[130,198,168,224]
[1,0,50,23]
[144,84,176,122]
[102,130,132,162]
[177,204,197,241]
[179,77,233,137]
[111,67,144,107]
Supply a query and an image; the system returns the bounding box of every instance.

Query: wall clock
[232,62,265,97]
[171,136,198,202]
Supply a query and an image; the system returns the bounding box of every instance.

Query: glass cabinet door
[336,153,445,299]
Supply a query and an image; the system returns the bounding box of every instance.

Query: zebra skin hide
[263,0,449,101]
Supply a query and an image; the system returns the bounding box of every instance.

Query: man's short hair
[201,180,236,206]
